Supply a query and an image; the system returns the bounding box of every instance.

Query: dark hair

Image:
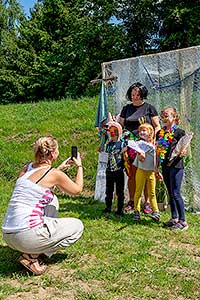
[126,82,148,101]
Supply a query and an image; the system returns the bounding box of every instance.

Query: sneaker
[144,203,152,214]
[133,211,140,221]
[103,207,111,214]
[124,201,134,212]
[149,212,160,221]
[170,221,189,231]
[163,218,178,228]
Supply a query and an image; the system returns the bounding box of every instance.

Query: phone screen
[71,146,78,159]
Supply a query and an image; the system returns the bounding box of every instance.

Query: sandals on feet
[18,253,47,275]
[149,212,160,221]
[124,201,134,212]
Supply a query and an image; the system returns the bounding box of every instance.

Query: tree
[115,0,161,56]
[0,0,199,103]
[158,0,200,51]
[0,0,29,103]
[17,0,124,99]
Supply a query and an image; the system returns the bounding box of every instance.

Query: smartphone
[71,146,78,159]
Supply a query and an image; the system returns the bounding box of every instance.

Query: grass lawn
[0,97,200,300]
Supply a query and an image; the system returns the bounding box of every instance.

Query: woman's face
[131,87,142,103]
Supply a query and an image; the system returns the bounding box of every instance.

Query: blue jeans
[162,165,185,221]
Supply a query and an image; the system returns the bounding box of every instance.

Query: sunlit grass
[0,97,200,299]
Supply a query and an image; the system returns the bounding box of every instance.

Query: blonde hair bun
[33,136,58,162]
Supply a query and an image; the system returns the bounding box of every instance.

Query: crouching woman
[2,136,84,275]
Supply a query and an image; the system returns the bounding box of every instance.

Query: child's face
[160,109,175,126]
[139,128,149,141]
[109,126,119,140]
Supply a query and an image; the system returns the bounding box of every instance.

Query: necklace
[157,125,178,163]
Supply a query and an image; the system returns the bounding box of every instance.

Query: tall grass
[0,97,98,199]
[0,97,200,300]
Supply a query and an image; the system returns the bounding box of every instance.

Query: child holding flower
[156,107,188,230]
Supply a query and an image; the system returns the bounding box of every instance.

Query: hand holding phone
[71,146,78,159]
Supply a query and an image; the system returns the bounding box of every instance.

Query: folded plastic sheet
[169,132,194,161]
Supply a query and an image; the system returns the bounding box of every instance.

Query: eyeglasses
[160,113,169,119]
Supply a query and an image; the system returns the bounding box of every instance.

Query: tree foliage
[158,0,200,51]
[0,0,199,103]
[116,0,161,56]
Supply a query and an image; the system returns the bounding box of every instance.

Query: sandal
[143,203,152,214]
[18,253,47,275]
[149,212,160,221]
[124,201,134,212]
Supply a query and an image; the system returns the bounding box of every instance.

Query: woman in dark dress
[119,82,160,212]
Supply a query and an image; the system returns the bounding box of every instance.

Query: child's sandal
[18,253,47,275]
[124,201,134,212]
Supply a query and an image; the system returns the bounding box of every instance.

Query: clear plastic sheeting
[96,45,200,209]
[94,152,108,202]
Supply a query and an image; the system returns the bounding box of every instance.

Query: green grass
[0,97,200,300]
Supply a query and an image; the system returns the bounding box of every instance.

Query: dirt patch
[149,250,163,259]
[47,264,75,277]
[191,255,200,262]
[166,266,199,275]
[81,189,94,197]
[5,261,104,300]
[6,130,39,143]
[7,286,75,300]
[169,240,200,255]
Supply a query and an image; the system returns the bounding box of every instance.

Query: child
[103,121,125,217]
[156,107,188,230]
[130,123,160,221]
[122,131,152,215]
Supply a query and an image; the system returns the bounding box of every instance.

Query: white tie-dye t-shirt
[2,164,54,233]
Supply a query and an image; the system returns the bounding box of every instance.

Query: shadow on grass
[0,245,71,277]
[59,195,162,229]
[0,196,162,277]
[0,246,21,276]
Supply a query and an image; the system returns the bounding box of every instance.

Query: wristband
[77,165,83,168]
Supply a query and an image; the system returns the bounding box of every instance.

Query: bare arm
[118,116,125,128]
[55,153,83,195]
[54,167,83,195]
[154,144,163,181]
[19,163,29,177]
[151,116,161,135]
[27,153,83,195]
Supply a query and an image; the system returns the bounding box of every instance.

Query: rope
[141,61,200,91]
